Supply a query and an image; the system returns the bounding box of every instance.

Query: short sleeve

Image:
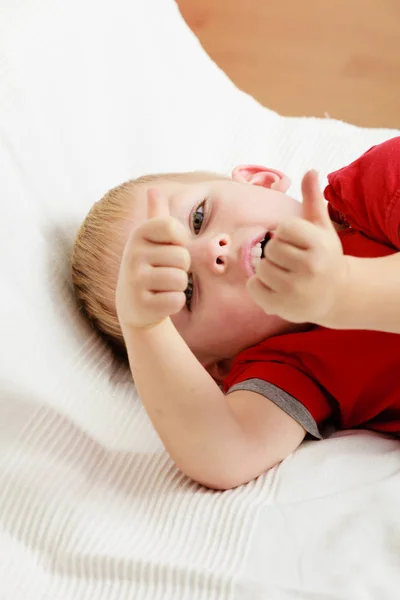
[324,136,400,249]
[223,359,336,439]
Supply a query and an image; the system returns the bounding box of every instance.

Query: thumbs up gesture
[116,188,191,330]
[246,170,349,326]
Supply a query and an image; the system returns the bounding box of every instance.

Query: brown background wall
[177,0,400,129]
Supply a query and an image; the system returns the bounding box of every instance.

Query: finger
[147,188,170,220]
[144,290,186,316]
[140,215,189,246]
[275,217,322,249]
[255,257,294,293]
[264,238,306,272]
[301,170,332,229]
[146,244,191,271]
[246,277,281,314]
[144,267,188,293]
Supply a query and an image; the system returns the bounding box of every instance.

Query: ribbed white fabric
[1,0,400,598]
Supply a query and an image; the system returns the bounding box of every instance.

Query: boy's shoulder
[225,325,400,391]
[325,136,400,250]
[224,325,400,438]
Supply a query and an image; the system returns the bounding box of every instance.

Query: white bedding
[0,0,399,598]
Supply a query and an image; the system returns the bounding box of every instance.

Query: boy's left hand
[246,170,349,326]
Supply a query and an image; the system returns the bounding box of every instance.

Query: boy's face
[133,166,304,378]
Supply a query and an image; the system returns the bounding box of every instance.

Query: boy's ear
[232,165,291,193]
[204,358,233,384]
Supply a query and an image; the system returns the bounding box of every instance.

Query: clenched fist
[116,188,191,329]
[246,170,349,326]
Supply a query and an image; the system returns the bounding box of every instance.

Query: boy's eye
[192,200,206,234]
[185,274,194,311]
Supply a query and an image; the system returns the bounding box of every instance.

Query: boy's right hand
[116,188,191,329]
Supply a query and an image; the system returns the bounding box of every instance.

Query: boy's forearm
[120,317,246,487]
[327,253,400,333]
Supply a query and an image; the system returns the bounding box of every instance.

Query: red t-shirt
[223,137,400,438]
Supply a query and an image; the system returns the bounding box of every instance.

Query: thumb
[301,170,332,228]
[147,188,170,220]
[146,187,189,246]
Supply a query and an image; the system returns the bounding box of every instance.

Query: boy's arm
[122,317,305,490]
[116,187,304,490]
[329,252,400,333]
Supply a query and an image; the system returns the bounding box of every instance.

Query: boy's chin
[265,318,309,338]
[204,358,233,384]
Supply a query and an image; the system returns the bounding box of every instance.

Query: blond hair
[71,170,228,353]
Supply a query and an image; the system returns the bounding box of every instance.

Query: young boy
[71,137,400,490]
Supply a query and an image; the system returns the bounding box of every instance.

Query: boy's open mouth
[260,232,271,258]
[250,232,271,271]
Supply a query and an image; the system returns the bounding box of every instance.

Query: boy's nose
[189,233,231,274]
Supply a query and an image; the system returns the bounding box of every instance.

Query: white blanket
[1,0,399,598]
